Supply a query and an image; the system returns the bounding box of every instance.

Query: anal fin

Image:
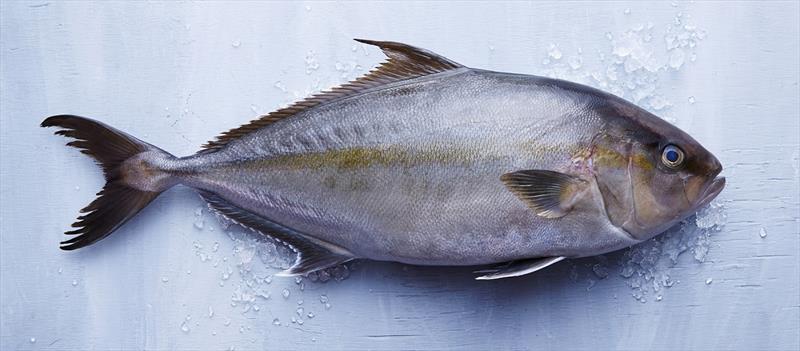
[474,256,566,280]
[199,191,354,276]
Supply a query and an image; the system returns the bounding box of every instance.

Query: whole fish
[42,39,725,280]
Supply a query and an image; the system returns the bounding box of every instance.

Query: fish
[42,39,725,280]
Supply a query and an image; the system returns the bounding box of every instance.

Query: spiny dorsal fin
[200,39,465,152]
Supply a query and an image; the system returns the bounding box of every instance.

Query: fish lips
[695,176,726,209]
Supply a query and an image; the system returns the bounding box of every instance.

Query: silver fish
[42,39,725,280]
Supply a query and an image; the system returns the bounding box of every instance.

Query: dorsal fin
[200,39,465,152]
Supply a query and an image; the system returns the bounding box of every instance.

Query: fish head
[591,101,725,241]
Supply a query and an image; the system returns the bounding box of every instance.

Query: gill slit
[587,131,637,241]
[626,152,646,230]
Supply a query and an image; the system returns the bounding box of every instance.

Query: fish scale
[42,39,724,280]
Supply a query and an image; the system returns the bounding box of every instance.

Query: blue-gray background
[1,1,798,350]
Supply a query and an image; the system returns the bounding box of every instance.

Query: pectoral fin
[474,256,566,280]
[501,170,588,218]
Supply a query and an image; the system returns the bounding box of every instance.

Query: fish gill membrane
[175,10,725,329]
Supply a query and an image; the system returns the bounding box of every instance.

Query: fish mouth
[696,176,726,208]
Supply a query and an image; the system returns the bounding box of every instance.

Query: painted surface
[1,1,798,350]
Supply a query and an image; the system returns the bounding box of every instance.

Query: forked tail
[41,115,177,250]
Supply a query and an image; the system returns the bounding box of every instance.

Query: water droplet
[624,8,631,15]
[212,242,219,252]
[592,264,609,279]
[649,95,672,110]
[74,185,80,191]
[705,278,713,285]
[57,267,63,274]
[29,337,36,343]
[304,51,320,74]
[272,318,281,326]
[71,279,78,287]
[319,294,329,304]
[193,207,204,230]
[307,312,315,319]
[253,305,260,312]
[304,5,311,11]
[297,318,304,325]
[224,318,231,326]
[273,81,287,93]
[161,277,169,283]
[208,306,214,318]
[568,55,583,70]
[231,40,241,48]
[620,266,634,278]
[282,289,290,299]
[547,43,563,60]
[656,295,663,302]
[688,96,696,104]
[759,227,767,238]
[586,279,597,291]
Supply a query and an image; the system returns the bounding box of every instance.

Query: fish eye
[661,144,685,168]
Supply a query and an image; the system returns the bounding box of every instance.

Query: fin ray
[200,39,466,152]
[41,115,172,250]
[501,170,587,218]
[475,257,566,280]
[199,191,354,275]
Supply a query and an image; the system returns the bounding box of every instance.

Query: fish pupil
[666,150,679,162]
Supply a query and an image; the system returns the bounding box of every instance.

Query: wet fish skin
[42,39,724,278]
[174,69,630,265]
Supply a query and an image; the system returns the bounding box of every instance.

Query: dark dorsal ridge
[199,39,465,152]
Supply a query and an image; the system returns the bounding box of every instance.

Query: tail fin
[41,115,176,250]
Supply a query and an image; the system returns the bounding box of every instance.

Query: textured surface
[1,1,798,350]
